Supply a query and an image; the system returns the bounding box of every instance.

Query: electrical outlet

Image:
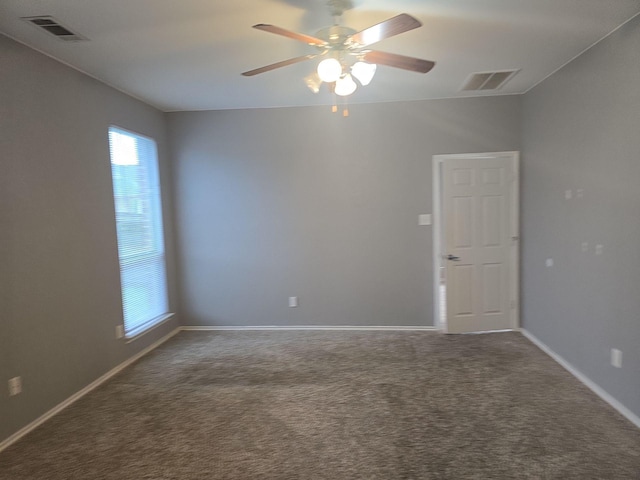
[115,324,125,339]
[581,242,589,253]
[611,349,622,368]
[8,376,22,396]
[288,296,298,308]
[545,258,554,267]
[595,244,604,255]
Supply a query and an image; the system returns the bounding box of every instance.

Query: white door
[438,153,518,334]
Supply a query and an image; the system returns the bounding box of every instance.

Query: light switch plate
[611,348,622,368]
[419,214,432,226]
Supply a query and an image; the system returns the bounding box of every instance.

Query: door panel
[482,263,502,313]
[482,196,502,246]
[481,167,503,185]
[453,168,474,186]
[453,197,473,248]
[443,155,515,333]
[452,264,474,316]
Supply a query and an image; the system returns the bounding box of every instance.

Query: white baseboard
[0,327,181,454]
[521,329,640,429]
[180,325,438,331]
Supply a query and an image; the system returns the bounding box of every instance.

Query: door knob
[446,254,460,261]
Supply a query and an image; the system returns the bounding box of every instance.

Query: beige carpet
[1,331,639,479]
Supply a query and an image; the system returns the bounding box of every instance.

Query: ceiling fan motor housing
[316,25,357,47]
[315,25,361,66]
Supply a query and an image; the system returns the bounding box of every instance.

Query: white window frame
[108,126,171,339]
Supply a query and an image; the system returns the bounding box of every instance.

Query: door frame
[432,151,520,332]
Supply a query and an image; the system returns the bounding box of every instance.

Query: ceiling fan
[241,5,435,102]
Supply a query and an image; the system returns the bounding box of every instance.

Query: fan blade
[363,50,435,74]
[347,14,421,48]
[242,54,317,76]
[253,24,327,47]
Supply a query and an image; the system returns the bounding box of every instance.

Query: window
[108,127,169,337]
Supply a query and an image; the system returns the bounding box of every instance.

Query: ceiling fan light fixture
[335,74,357,96]
[351,62,377,86]
[244,13,435,107]
[317,58,342,83]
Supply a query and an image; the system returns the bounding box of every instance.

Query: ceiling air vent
[22,16,87,41]
[461,70,519,92]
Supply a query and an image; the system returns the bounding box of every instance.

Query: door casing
[432,151,520,332]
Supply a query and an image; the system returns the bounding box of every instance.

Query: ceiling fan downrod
[327,0,352,20]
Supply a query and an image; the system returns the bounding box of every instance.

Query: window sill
[125,313,175,344]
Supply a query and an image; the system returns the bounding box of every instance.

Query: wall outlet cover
[8,376,22,396]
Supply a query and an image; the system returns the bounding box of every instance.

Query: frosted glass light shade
[335,74,357,96]
[351,62,377,86]
[317,58,342,83]
[304,72,322,93]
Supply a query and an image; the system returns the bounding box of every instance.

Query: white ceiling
[1,1,638,112]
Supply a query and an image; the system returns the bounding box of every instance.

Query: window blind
[108,127,169,336]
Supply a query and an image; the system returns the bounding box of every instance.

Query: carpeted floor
[1,331,639,479]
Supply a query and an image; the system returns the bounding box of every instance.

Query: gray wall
[521,15,640,418]
[0,34,180,442]
[168,96,521,327]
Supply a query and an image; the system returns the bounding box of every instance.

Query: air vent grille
[461,70,519,92]
[22,16,87,41]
